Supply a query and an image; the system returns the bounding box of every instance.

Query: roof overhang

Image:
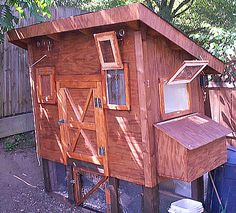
[7,3,225,73]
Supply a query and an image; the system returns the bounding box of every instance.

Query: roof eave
[7,3,225,73]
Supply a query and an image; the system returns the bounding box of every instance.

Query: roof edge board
[7,3,224,73]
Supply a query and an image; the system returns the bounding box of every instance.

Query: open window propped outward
[94,31,123,70]
[167,60,208,84]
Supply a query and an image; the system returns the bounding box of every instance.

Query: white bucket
[168,199,204,213]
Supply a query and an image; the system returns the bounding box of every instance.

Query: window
[94,31,123,70]
[36,67,56,104]
[102,64,130,110]
[167,60,208,84]
[160,80,191,119]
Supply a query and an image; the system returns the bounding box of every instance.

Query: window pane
[106,70,126,105]
[175,65,203,81]
[99,40,115,63]
[163,83,189,113]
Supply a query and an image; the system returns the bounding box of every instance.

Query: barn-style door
[57,75,109,176]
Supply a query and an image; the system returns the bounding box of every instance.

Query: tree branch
[172,0,192,15]
[173,0,194,18]
[168,0,176,11]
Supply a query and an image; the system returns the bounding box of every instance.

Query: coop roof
[7,3,224,73]
[154,113,232,150]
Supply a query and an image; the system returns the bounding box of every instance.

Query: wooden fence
[0,7,82,137]
[206,83,236,145]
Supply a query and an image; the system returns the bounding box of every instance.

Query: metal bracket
[94,97,102,108]
[58,119,65,125]
[70,179,76,184]
[98,146,106,156]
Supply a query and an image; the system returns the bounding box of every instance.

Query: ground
[0,132,194,213]
[0,132,90,213]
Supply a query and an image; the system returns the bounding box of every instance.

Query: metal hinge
[98,146,106,156]
[70,179,76,184]
[58,119,65,125]
[94,97,102,108]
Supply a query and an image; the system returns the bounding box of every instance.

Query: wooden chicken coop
[8,3,231,213]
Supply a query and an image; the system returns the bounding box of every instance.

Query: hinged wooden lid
[154,113,232,150]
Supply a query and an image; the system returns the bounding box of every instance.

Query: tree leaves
[0,0,53,42]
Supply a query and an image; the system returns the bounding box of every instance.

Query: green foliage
[191,27,236,83]
[1,131,35,152]
[56,0,141,11]
[145,0,194,22]
[0,0,53,42]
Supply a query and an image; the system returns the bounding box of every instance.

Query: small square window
[160,80,191,119]
[36,67,56,104]
[94,31,123,70]
[102,64,130,110]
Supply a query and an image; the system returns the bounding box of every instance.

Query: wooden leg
[42,158,52,192]
[191,176,204,203]
[106,177,119,213]
[143,185,159,213]
[67,165,75,203]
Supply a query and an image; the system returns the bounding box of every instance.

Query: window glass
[106,69,126,105]
[163,82,189,113]
[99,40,115,63]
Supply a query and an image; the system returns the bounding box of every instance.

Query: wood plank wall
[206,86,236,145]
[0,7,83,118]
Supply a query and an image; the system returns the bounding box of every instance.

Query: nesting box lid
[154,113,232,150]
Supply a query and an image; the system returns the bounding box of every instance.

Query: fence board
[207,86,236,146]
[0,112,34,138]
[0,7,82,119]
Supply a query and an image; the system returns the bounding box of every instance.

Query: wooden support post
[67,165,75,203]
[191,176,204,203]
[143,185,159,213]
[42,158,52,192]
[106,177,119,213]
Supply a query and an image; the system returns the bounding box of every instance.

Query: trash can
[206,146,236,213]
[168,199,204,213]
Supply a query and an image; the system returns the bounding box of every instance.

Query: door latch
[98,146,105,156]
[58,119,65,125]
[94,97,102,108]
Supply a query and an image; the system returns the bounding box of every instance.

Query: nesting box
[7,3,231,210]
[155,113,231,182]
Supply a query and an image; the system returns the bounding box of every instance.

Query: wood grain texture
[155,113,231,149]
[7,4,224,74]
[134,30,157,187]
[187,138,227,182]
[207,87,236,138]
[156,129,227,182]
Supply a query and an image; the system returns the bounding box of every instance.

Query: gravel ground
[0,141,91,213]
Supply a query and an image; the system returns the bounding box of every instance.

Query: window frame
[159,78,192,120]
[36,67,56,104]
[167,60,208,85]
[94,31,123,70]
[101,63,130,110]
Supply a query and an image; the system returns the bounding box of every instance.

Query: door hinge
[94,97,102,108]
[70,179,76,184]
[98,146,106,156]
[58,119,65,125]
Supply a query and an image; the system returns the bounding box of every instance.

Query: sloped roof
[154,113,231,150]
[7,3,224,73]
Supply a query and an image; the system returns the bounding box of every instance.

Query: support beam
[191,176,204,203]
[106,177,119,213]
[42,159,52,192]
[67,165,75,203]
[143,185,159,213]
